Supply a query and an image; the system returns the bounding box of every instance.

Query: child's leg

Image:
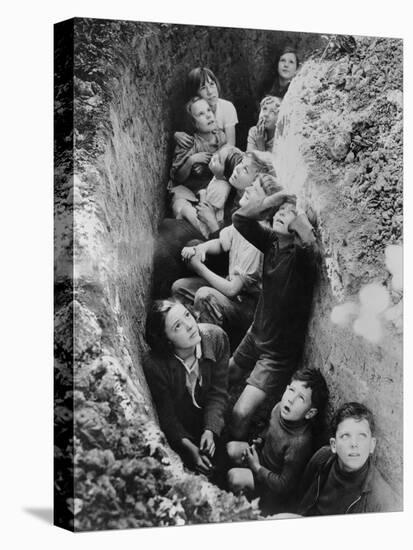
[180,202,199,225]
[229,331,258,385]
[232,356,296,439]
[231,385,267,440]
[229,357,245,384]
[194,288,256,351]
[226,441,250,466]
[171,277,208,312]
[179,202,209,238]
[227,467,255,495]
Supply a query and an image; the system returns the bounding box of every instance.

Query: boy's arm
[253,439,314,498]
[289,212,316,248]
[232,211,273,253]
[195,239,224,257]
[188,255,245,298]
[233,191,296,252]
[297,446,331,502]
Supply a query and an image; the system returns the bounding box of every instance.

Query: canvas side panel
[54,18,75,532]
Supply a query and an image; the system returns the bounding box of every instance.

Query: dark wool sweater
[143,324,229,453]
[298,446,402,515]
[233,212,316,359]
[314,458,369,515]
[255,403,313,500]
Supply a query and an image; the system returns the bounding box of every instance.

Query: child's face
[164,303,201,351]
[259,101,280,132]
[198,77,219,107]
[278,52,298,81]
[272,202,297,235]
[238,178,266,207]
[190,99,217,133]
[330,418,376,473]
[229,157,259,190]
[209,148,227,178]
[280,380,315,422]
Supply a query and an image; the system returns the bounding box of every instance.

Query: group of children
[144,51,398,517]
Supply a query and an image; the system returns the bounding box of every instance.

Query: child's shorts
[232,330,295,396]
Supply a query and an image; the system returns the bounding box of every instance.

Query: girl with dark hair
[143,299,230,475]
[267,47,300,99]
[175,67,238,148]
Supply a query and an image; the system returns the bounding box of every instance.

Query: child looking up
[169,96,226,221]
[247,96,281,153]
[230,188,318,440]
[266,47,300,99]
[176,145,238,238]
[227,368,329,514]
[172,173,282,351]
[297,402,401,516]
[176,67,238,148]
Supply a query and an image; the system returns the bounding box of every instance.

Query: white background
[0,1,410,548]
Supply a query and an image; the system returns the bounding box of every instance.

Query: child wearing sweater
[227,368,328,514]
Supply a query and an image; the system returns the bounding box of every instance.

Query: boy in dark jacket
[229,182,317,439]
[297,402,401,515]
[227,368,328,514]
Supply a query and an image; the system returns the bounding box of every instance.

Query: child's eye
[184,311,191,318]
[175,322,181,330]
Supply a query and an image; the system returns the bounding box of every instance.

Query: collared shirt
[174,343,203,409]
[143,324,230,450]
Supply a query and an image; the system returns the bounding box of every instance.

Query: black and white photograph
[2,1,410,548]
[54,16,403,531]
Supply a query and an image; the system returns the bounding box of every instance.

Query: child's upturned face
[272,202,297,235]
[209,148,227,178]
[198,77,219,107]
[190,99,217,133]
[164,303,201,351]
[239,178,266,207]
[278,52,298,81]
[259,101,280,132]
[229,157,259,190]
[280,380,315,422]
[330,418,376,473]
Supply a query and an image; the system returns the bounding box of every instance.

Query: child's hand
[181,246,197,261]
[200,429,216,458]
[255,119,266,151]
[190,446,214,475]
[251,437,264,449]
[182,244,207,263]
[243,445,261,473]
[175,131,194,148]
[191,152,213,165]
[263,191,297,212]
[193,164,204,175]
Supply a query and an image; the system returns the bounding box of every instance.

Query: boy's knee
[227,468,253,494]
[232,400,253,427]
[226,441,239,462]
[227,469,243,493]
[171,198,187,218]
[194,287,224,324]
[171,279,185,297]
